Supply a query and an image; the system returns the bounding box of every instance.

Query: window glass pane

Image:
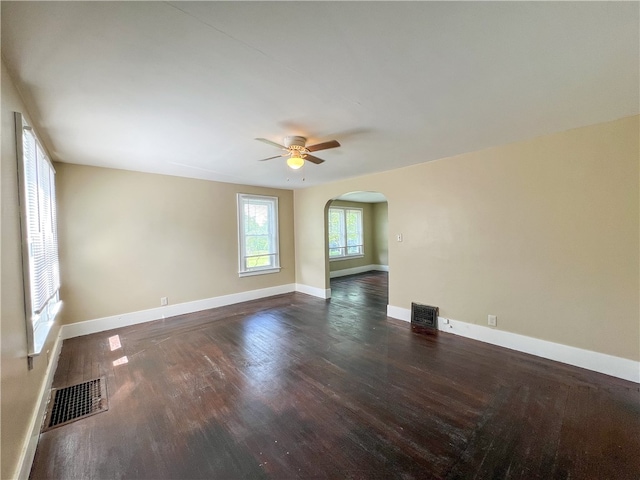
[346,210,362,247]
[328,206,363,258]
[23,130,39,239]
[18,115,61,355]
[244,201,274,266]
[49,172,60,292]
[328,209,343,249]
[246,253,274,269]
[244,202,270,235]
[238,195,279,274]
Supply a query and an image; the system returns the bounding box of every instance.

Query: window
[237,194,280,276]
[15,113,61,356]
[328,206,364,259]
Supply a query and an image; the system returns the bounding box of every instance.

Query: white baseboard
[329,264,388,278]
[386,305,640,383]
[16,330,63,480]
[387,305,411,322]
[62,284,296,340]
[295,283,332,299]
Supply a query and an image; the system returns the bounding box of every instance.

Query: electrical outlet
[161,297,168,306]
[488,315,497,327]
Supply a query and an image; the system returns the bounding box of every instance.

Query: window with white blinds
[16,113,61,356]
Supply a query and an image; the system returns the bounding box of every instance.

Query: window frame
[328,206,364,261]
[15,112,62,358]
[237,193,281,277]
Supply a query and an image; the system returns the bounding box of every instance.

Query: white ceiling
[2,2,638,190]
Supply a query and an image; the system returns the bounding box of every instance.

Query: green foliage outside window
[328,207,363,258]
[244,203,274,268]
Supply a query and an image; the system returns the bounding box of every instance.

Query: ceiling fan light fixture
[255,135,338,168]
[287,152,305,170]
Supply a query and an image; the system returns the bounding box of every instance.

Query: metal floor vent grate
[411,302,439,335]
[43,377,108,431]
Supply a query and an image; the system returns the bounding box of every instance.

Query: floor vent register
[411,302,439,335]
[43,377,108,431]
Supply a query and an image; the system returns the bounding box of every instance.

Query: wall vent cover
[411,303,439,335]
[43,377,108,431]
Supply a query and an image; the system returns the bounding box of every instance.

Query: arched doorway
[324,191,389,313]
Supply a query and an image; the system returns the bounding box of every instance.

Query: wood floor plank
[30,272,640,479]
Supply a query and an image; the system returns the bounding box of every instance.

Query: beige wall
[1,60,62,479]
[372,202,388,266]
[55,163,295,324]
[295,116,639,361]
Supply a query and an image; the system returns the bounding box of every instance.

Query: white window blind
[328,207,364,259]
[16,113,61,356]
[237,194,280,276]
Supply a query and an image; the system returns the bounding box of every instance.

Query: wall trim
[295,283,332,299]
[16,330,63,480]
[387,304,411,322]
[386,305,640,383]
[329,264,389,278]
[62,284,296,340]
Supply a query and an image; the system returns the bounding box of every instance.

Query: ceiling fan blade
[304,154,325,165]
[258,155,282,162]
[255,138,286,149]
[307,140,340,152]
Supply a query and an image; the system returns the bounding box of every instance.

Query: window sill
[239,267,281,278]
[329,255,365,262]
[29,300,62,357]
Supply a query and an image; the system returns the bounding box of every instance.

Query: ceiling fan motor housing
[284,136,307,150]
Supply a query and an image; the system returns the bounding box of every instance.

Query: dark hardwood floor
[31,271,639,479]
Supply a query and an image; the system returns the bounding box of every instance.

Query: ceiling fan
[255,136,340,169]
